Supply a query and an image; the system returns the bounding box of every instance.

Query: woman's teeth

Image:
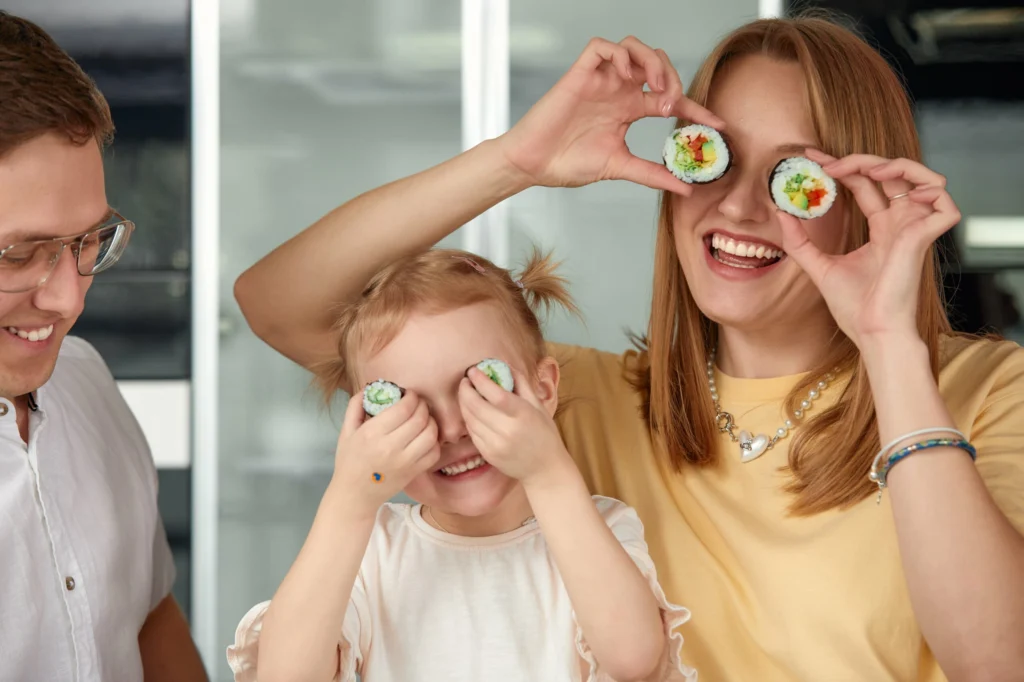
[711,233,784,260]
[440,455,486,476]
[6,325,54,342]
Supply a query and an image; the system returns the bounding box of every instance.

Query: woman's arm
[779,150,1024,681]
[862,336,1024,682]
[526,463,668,682]
[235,36,717,368]
[234,140,531,368]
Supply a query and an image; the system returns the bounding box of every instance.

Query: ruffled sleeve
[225,582,370,682]
[574,498,698,682]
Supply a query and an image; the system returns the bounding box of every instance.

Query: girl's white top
[227,496,696,681]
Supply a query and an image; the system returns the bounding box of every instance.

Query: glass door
[193,0,464,674]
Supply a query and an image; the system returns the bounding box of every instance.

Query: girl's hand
[330,392,441,516]
[497,36,725,196]
[778,149,961,348]
[458,367,575,487]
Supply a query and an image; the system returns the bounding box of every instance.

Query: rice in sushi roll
[662,124,730,184]
[770,157,837,219]
[474,358,514,392]
[362,379,404,417]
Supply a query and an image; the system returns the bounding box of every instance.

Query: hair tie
[515,279,525,290]
[451,255,487,274]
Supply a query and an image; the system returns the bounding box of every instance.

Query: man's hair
[0,10,114,157]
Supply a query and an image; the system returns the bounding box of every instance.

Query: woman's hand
[458,367,575,487]
[777,149,961,348]
[497,36,725,196]
[330,392,441,516]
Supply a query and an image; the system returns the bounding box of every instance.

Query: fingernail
[656,75,664,91]
[662,101,673,117]
[626,65,634,81]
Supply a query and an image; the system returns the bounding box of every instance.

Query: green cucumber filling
[366,387,394,405]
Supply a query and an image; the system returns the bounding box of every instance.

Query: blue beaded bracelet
[870,438,977,502]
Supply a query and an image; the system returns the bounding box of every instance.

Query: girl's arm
[459,368,674,682]
[257,393,441,681]
[526,462,670,682]
[257,485,376,682]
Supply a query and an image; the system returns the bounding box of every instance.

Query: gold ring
[888,192,911,201]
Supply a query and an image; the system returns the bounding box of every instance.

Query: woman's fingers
[655,48,683,112]
[867,158,947,189]
[576,37,634,82]
[620,35,667,92]
[613,154,694,196]
[670,96,726,130]
[777,209,834,287]
[820,154,891,217]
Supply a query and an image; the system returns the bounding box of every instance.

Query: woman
[234,16,1024,682]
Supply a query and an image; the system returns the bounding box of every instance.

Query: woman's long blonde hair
[632,15,952,515]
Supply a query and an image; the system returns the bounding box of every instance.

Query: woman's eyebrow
[774,142,816,154]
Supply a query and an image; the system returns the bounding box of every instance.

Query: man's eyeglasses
[0,213,135,294]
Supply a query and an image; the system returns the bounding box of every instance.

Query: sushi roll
[662,124,730,184]
[362,379,404,417]
[473,358,514,392]
[770,157,837,219]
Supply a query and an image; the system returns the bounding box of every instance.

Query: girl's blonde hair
[632,14,953,515]
[315,248,578,398]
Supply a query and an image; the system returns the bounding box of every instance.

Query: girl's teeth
[441,456,486,476]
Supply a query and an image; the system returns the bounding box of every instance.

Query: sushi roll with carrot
[362,379,404,416]
[473,358,514,392]
[770,157,837,219]
[662,124,730,184]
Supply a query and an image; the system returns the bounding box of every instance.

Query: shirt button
[65,577,76,591]
[0,403,8,416]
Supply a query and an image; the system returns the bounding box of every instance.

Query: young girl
[226,248,696,682]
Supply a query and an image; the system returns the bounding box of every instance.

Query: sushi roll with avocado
[662,124,730,184]
[474,358,514,392]
[362,379,404,417]
[770,157,837,219]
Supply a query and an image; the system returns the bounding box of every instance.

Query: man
[0,11,208,681]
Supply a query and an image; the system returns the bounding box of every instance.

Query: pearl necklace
[707,352,837,463]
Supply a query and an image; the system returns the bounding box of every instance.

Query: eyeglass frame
[0,211,136,294]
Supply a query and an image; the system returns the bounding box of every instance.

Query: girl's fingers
[341,390,366,437]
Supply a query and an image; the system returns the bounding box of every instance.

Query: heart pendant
[739,430,770,463]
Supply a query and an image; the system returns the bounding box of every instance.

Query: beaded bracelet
[869,427,968,477]
[869,438,977,503]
